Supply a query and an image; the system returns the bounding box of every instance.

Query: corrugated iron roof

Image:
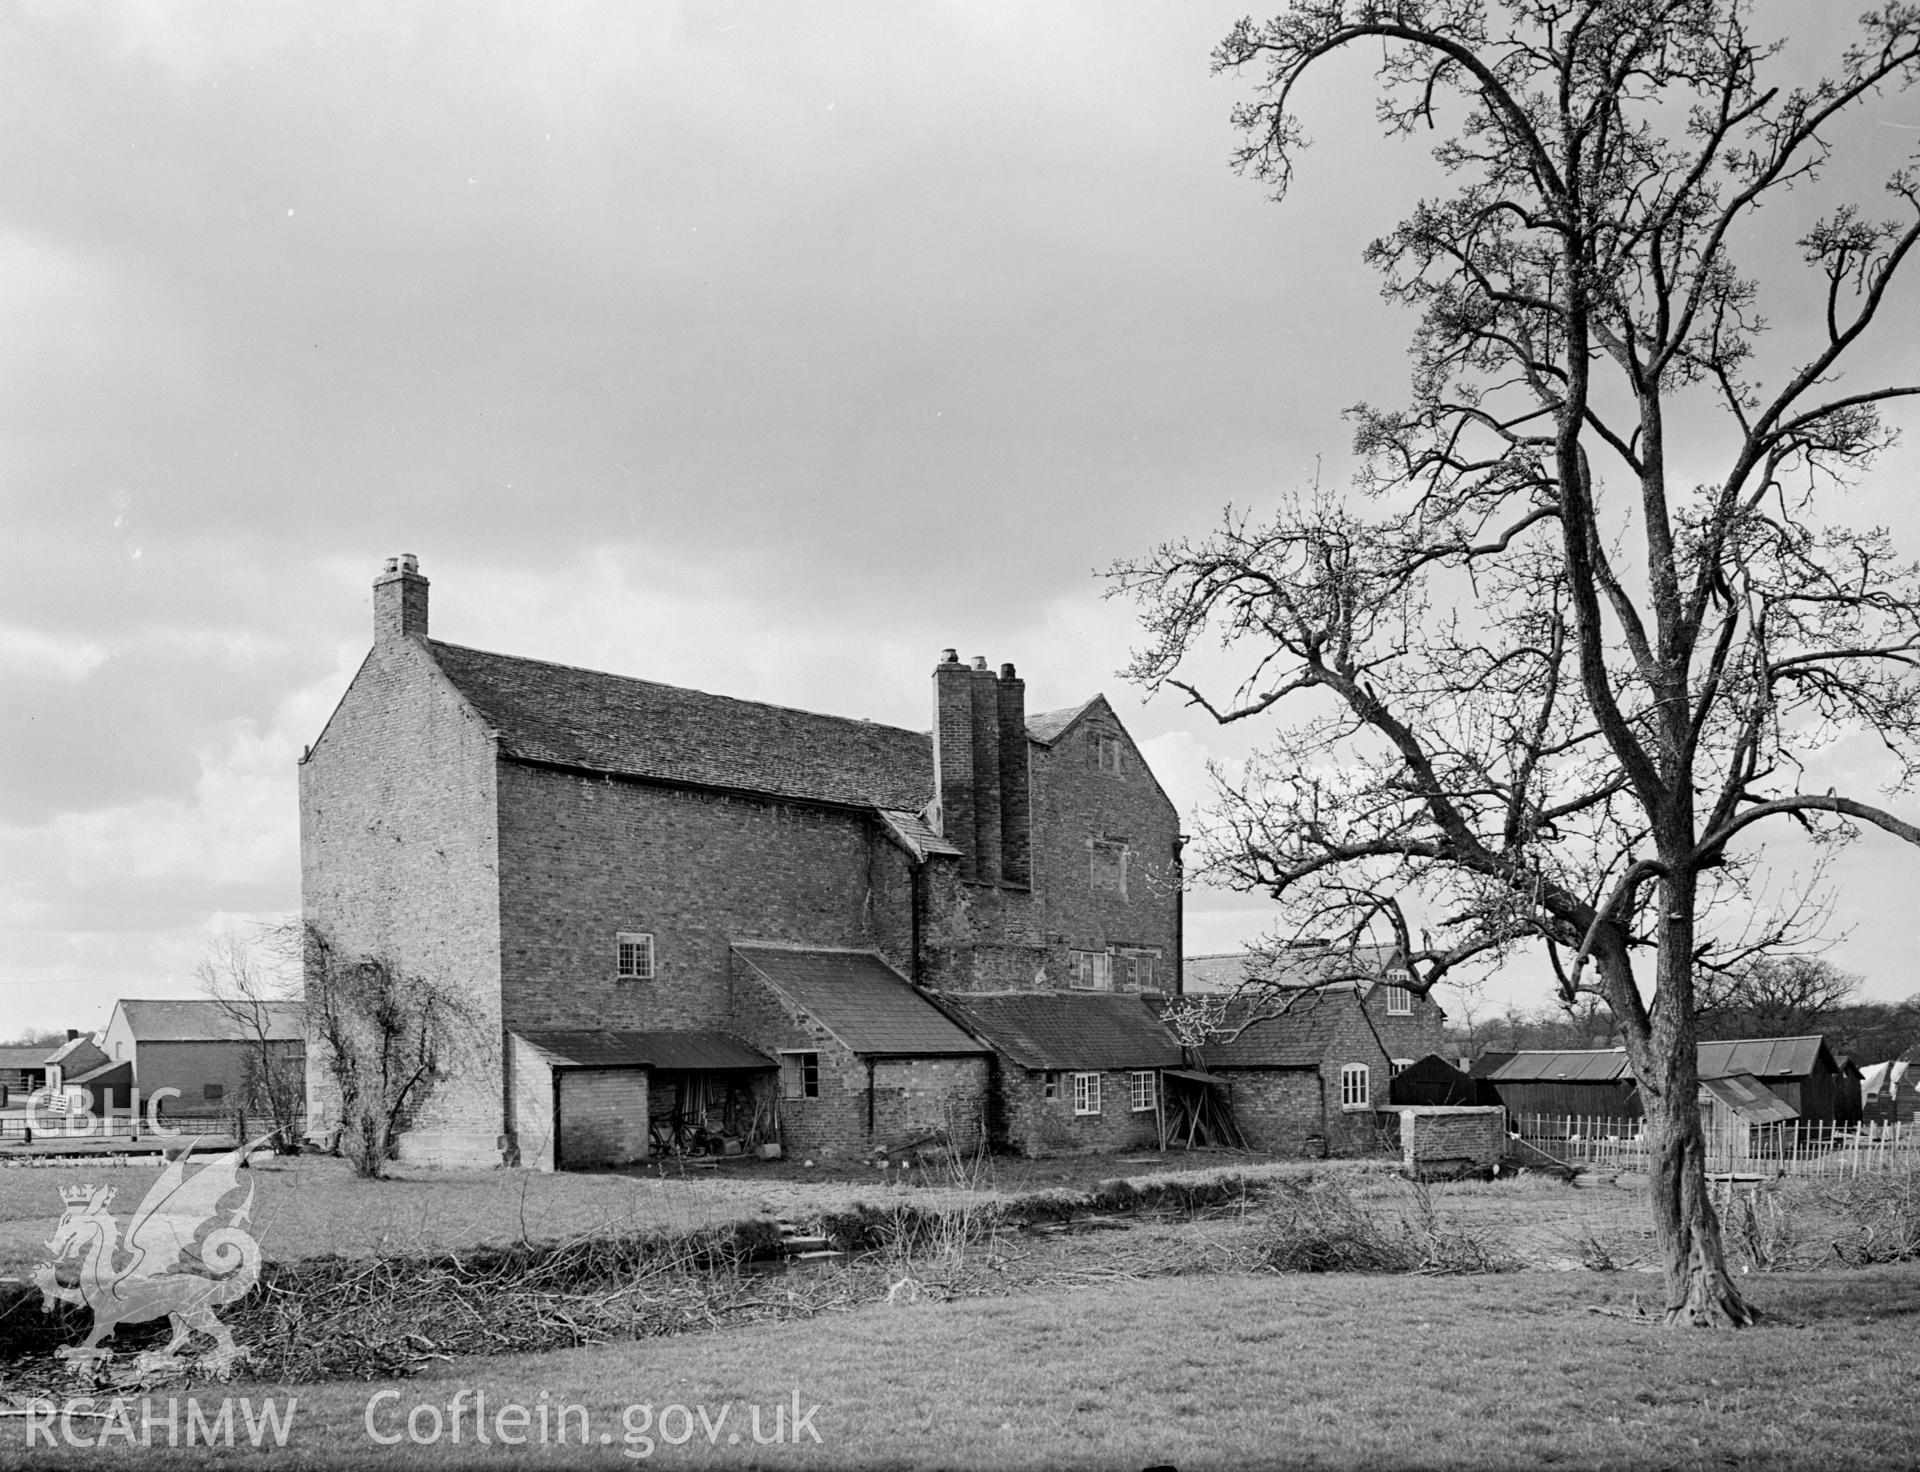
[942,992,1182,1071]
[517,1030,773,1071]
[1696,1036,1829,1080]
[732,944,986,1056]
[1700,1074,1799,1124]
[1480,1050,1633,1083]
[117,999,306,1044]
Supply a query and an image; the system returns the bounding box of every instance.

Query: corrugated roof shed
[1480,1050,1633,1083]
[1700,1074,1799,1124]
[118,1000,305,1044]
[517,1030,773,1071]
[942,993,1182,1071]
[732,944,986,1056]
[1696,1036,1829,1080]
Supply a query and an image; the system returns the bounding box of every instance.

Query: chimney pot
[374,554,430,642]
[1000,662,1016,680]
[940,648,959,664]
[971,655,988,670]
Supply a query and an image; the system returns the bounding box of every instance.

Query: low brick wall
[1389,1105,1505,1180]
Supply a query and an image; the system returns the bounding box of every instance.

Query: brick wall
[1366,988,1451,1063]
[1316,996,1397,1156]
[1021,701,1181,992]
[1218,1067,1326,1154]
[299,633,507,1164]
[508,1033,556,1171]
[497,764,916,1034]
[1393,1106,1505,1179]
[998,1066,1165,1155]
[556,1068,651,1168]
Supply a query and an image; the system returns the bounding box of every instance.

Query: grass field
[4,1267,1917,1469]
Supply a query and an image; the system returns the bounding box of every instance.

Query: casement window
[1129,1070,1157,1113]
[1119,948,1160,990]
[1390,1059,1413,1079]
[204,1083,225,1102]
[1089,840,1129,897]
[1340,1063,1371,1110]
[1069,950,1113,992]
[781,1051,820,1100]
[1385,985,1413,1016]
[615,932,655,982]
[1042,1071,1060,1101]
[1073,1072,1102,1116]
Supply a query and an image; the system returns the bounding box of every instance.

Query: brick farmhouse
[299,557,1185,1168]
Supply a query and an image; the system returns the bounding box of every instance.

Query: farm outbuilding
[1475,1034,1861,1127]
[1389,1054,1503,1108]
[1472,1049,1639,1119]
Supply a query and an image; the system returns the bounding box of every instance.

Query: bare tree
[293,921,489,1180]
[198,930,306,1155]
[1117,2,1920,1326]
[1696,954,1861,1037]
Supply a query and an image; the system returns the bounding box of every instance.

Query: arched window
[1340,1063,1371,1109]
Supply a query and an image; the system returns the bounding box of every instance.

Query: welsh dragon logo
[31,1142,262,1376]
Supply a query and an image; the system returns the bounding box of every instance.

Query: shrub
[1248,1176,1510,1276]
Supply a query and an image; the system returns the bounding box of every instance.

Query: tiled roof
[1025,698,1099,746]
[1183,944,1403,996]
[429,641,937,810]
[732,944,986,1056]
[118,999,306,1044]
[942,992,1183,1072]
[1696,1036,1830,1080]
[877,809,963,861]
[43,1034,110,1077]
[517,1030,773,1071]
[1180,993,1347,1069]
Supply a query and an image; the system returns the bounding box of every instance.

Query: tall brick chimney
[932,650,978,879]
[373,553,428,643]
[968,657,1004,885]
[996,662,1030,886]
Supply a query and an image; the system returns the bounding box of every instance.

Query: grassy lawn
[3,1266,1916,1469]
[0,1151,1412,1277]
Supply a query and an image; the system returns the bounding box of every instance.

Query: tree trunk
[1644,1086,1757,1325]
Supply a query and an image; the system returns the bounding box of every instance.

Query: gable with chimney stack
[299,557,1182,1168]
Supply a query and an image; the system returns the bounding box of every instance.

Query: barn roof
[941,993,1182,1071]
[0,1044,52,1070]
[731,944,986,1057]
[1168,993,1351,1070]
[430,641,937,810]
[116,999,306,1044]
[1696,1036,1830,1080]
[427,641,1098,815]
[516,1030,773,1071]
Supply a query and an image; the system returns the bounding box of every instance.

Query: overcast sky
[4,2,1917,1039]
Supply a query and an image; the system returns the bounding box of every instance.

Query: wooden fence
[0,1112,287,1143]
[1512,1113,1919,1177]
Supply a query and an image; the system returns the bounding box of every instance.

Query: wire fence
[0,1110,293,1143]
[1512,1113,1918,1177]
